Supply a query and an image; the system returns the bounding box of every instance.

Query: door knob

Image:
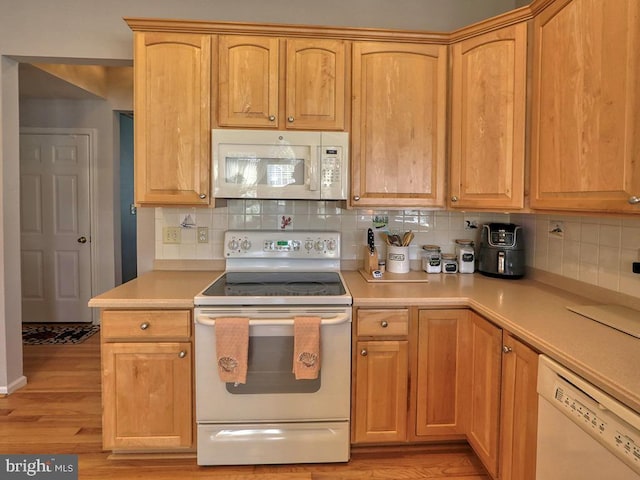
[77,236,87,244]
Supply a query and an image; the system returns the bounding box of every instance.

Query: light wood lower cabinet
[101,309,193,451]
[353,308,409,443]
[413,309,468,439]
[499,332,539,480]
[465,311,503,479]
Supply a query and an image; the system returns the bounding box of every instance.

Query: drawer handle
[140,322,150,331]
[178,351,187,359]
[360,349,368,356]
[380,321,388,328]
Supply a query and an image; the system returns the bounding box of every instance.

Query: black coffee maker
[477,223,525,279]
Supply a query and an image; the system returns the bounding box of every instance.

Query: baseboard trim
[0,375,27,395]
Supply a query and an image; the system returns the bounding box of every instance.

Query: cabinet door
[134,32,211,205]
[218,35,279,128]
[500,333,539,480]
[353,340,408,443]
[285,38,347,130]
[102,342,192,450]
[414,310,469,438]
[450,23,527,210]
[465,312,502,479]
[530,0,640,213]
[351,42,447,208]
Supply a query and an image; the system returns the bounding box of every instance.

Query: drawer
[357,309,409,337]
[101,310,191,340]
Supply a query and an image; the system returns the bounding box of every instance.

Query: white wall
[0,0,520,393]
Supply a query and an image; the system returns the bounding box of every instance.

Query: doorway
[19,128,95,323]
[119,113,137,283]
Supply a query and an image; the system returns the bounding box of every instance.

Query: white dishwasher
[536,355,640,479]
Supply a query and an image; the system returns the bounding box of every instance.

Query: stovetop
[194,231,352,306]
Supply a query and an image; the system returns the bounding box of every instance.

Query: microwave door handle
[308,146,319,192]
[195,312,350,327]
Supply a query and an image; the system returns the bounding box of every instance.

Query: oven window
[225,336,320,394]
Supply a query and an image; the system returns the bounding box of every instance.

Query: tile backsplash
[155,200,509,263]
[513,213,640,298]
[154,202,640,299]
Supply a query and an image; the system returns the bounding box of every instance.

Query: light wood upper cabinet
[351,41,447,208]
[500,332,539,480]
[217,35,347,130]
[450,23,527,210]
[530,0,640,213]
[134,32,211,205]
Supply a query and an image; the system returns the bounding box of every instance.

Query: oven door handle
[195,312,350,327]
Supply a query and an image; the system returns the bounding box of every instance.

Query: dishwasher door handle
[195,312,351,327]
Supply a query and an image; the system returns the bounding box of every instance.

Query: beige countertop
[89,269,640,415]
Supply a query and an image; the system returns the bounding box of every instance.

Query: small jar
[377,261,386,274]
[442,253,458,273]
[455,239,475,274]
[422,245,442,273]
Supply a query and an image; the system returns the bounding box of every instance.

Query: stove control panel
[224,231,340,259]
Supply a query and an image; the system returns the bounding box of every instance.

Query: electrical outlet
[197,227,209,244]
[163,226,181,244]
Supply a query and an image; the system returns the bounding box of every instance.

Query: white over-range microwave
[212,129,349,200]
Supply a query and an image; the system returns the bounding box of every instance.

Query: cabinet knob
[628,196,640,205]
[287,116,295,123]
[353,195,360,201]
[178,351,187,359]
[451,196,459,202]
[140,322,150,330]
[360,349,368,356]
[380,321,388,328]
[268,115,276,122]
[199,193,207,199]
[502,345,512,354]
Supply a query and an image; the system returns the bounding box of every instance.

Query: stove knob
[240,239,252,251]
[327,239,337,251]
[315,240,325,251]
[228,239,239,251]
[292,240,301,251]
[304,240,314,251]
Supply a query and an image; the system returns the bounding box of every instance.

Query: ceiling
[19,63,103,100]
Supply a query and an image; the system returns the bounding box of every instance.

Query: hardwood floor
[0,332,490,479]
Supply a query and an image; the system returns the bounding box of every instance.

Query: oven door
[195,306,351,423]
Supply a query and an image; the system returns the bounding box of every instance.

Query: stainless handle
[451,196,458,202]
[199,193,206,199]
[268,115,276,122]
[140,322,150,330]
[178,351,187,358]
[629,196,640,205]
[287,116,295,123]
[381,321,388,328]
[77,236,87,244]
[353,195,360,201]
[360,349,368,356]
[503,345,512,354]
[196,312,350,327]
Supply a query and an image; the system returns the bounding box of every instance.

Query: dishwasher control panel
[553,382,640,469]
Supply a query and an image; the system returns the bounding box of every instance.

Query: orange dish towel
[215,317,249,384]
[293,316,321,380]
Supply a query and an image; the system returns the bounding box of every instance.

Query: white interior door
[20,131,92,323]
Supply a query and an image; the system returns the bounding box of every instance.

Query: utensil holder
[387,246,410,273]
